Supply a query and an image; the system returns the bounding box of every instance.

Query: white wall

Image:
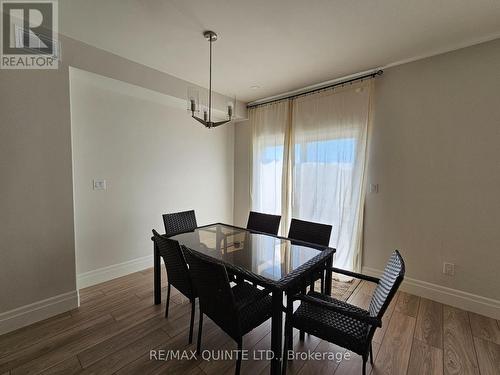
[233,38,500,317]
[70,69,234,278]
[0,33,244,333]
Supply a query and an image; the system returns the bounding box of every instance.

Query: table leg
[154,242,161,305]
[324,255,333,296]
[270,289,283,375]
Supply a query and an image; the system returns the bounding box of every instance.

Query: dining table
[152,223,336,375]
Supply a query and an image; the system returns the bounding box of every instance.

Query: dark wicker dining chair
[246,211,281,235]
[282,250,405,375]
[288,218,332,293]
[287,218,332,249]
[184,249,272,375]
[162,210,198,237]
[152,230,197,344]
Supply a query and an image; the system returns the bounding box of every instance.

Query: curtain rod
[247,69,383,108]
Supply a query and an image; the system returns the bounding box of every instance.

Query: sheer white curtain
[250,100,291,234]
[250,81,373,271]
[291,81,372,271]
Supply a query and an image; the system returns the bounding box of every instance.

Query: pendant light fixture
[188,31,234,128]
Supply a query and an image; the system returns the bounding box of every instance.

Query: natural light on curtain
[250,100,290,233]
[250,80,373,272]
[291,81,372,271]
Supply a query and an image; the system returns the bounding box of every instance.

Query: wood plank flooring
[0,267,498,375]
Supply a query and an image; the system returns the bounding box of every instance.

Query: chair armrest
[329,267,380,284]
[293,294,381,327]
[236,288,272,311]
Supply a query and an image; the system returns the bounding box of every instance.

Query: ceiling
[60,0,500,102]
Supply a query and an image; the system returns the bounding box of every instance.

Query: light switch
[93,179,106,191]
[369,184,379,193]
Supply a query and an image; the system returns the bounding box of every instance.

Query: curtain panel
[249,81,373,271]
[249,100,291,234]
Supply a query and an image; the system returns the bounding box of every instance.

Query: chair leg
[235,338,242,375]
[320,275,325,294]
[286,322,293,349]
[362,355,367,375]
[285,295,293,350]
[299,284,306,341]
[370,342,374,365]
[281,332,288,375]
[281,292,293,375]
[188,299,195,344]
[196,310,203,355]
[165,283,171,318]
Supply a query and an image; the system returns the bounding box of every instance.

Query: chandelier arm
[211,119,231,128]
[192,115,209,127]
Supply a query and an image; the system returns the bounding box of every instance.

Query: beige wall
[0,64,75,313]
[233,38,500,302]
[70,68,234,276]
[0,34,244,315]
[364,38,500,301]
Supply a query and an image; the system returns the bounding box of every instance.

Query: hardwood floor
[1,268,499,375]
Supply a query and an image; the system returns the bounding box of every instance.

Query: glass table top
[170,224,330,282]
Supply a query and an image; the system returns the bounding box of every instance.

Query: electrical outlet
[93,179,106,191]
[443,262,455,276]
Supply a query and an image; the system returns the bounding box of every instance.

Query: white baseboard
[77,255,155,289]
[362,266,500,320]
[0,255,157,336]
[0,290,79,335]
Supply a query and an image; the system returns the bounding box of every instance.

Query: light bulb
[187,87,199,112]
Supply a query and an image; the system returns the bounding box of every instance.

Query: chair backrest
[183,249,238,334]
[246,211,281,235]
[152,230,194,298]
[162,210,197,237]
[368,250,405,318]
[287,218,332,248]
